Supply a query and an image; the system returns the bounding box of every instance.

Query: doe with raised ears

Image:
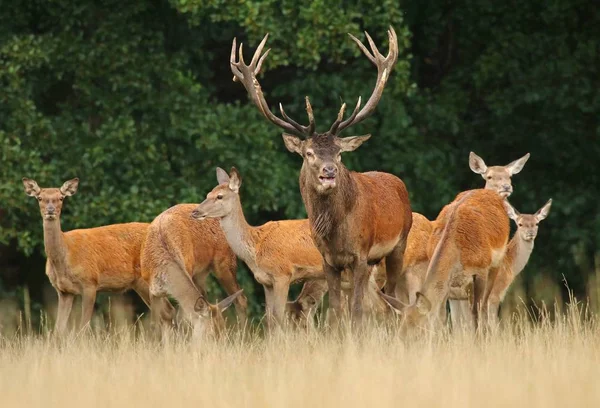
[22,177,159,334]
[192,167,326,329]
[140,203,247,340]
[230,27,412,325]
[483,199,552,326]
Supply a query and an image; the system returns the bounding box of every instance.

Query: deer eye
[305,150,314,157]
[217,194,223,200]
[518,223,523,227]
[487,176,492,180]
[37,197,42,202]
[59,197,64,201]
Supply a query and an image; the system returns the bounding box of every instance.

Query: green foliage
[1,0,598,321]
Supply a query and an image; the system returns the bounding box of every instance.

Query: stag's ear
[22,178,41,197]
[535,199,552,222]
[216,289,244,313]
[228,167,242,193]
[503,200,520,222]
[506,153,530,175]
[337,134,371,152]
[216,167,230,185]
[469,152,488,175]
[415,292,431,315]
[282,134,304,155]
[59,178,79,196]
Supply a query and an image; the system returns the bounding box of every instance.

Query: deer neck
[218,197,258,265]
[505,233,535,277]
[43,219,69,270]
[300,164,357,240]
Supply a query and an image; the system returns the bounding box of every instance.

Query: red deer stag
[230,27,412,324]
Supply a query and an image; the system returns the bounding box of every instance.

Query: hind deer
[22,177,157,334]
[482,199,552,325]
[447,151,531,327]
[140,204,247,339]
[380,189,510,330]
[230,27,412,325]
[192,167,327,329]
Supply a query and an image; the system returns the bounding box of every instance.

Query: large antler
[329,26,398,135]
[230,35,315,138]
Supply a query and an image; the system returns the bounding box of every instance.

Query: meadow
[1,291,599,408]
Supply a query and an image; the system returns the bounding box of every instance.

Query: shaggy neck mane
[300,163,357,240]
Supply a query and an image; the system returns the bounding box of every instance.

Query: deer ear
[337,134,371,152]
[59,178,79,196]
[216,289,244,313]
[216,167,230,185]
[22,178,41,197]
[282,133,304,155]
[377,291,406,315]
[535,199,552,222]
[228,167,242,193]
[506,153,530,175]
[415,292,431,315]
[469,152,488,175]
[503,200,520,221]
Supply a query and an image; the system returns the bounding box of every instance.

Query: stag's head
[22,178,79,221]
[230,28,398,194]
[469,152,530,198]
[504,199,552,242]
[192,167,242,221]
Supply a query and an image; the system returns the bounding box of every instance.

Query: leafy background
[1,0,598,324]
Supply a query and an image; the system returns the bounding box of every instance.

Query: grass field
[1,299,599,408]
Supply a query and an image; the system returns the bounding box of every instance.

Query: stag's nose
[322,165,337,178]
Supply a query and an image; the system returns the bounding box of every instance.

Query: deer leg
[79,287,97,331]
[351,259,371,327]
[271,278,291,328]
[212,257,248,325]
[132,278,152,308]
[323,262,342,327]
[471,274,487,331]
[449,299,474,331]
[54,291,74,335]
[385,240,407,296]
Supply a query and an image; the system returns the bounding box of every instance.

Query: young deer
[483,199,552,325]
[191,167,326,329]
[230,27,412,325]
[380,189,510,330]
[22,177,154,334]
[140,204,247,339]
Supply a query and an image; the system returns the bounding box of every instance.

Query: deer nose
[322,165,337,177]
[502,184,511,191]
[191,210,202,219]
[46,205,56,213]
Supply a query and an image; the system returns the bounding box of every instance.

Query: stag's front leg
[323,262,342,328]
[350,258,371,328]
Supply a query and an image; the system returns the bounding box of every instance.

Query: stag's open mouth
[319,176,336,188]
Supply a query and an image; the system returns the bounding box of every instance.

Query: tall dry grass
[0,298,599,408]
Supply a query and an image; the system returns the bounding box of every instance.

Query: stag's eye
[217,194,223,200]
[487,176,492,180]
[518,223,523,227]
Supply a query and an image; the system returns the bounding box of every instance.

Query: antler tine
[332,27,399,135]
[279,103,308,134]
[348,33,375,64]
[305,97,315,135]
[229,34,311,138]
[364,31,381,58]
[338,96,362,129]
[328,103,347,134]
